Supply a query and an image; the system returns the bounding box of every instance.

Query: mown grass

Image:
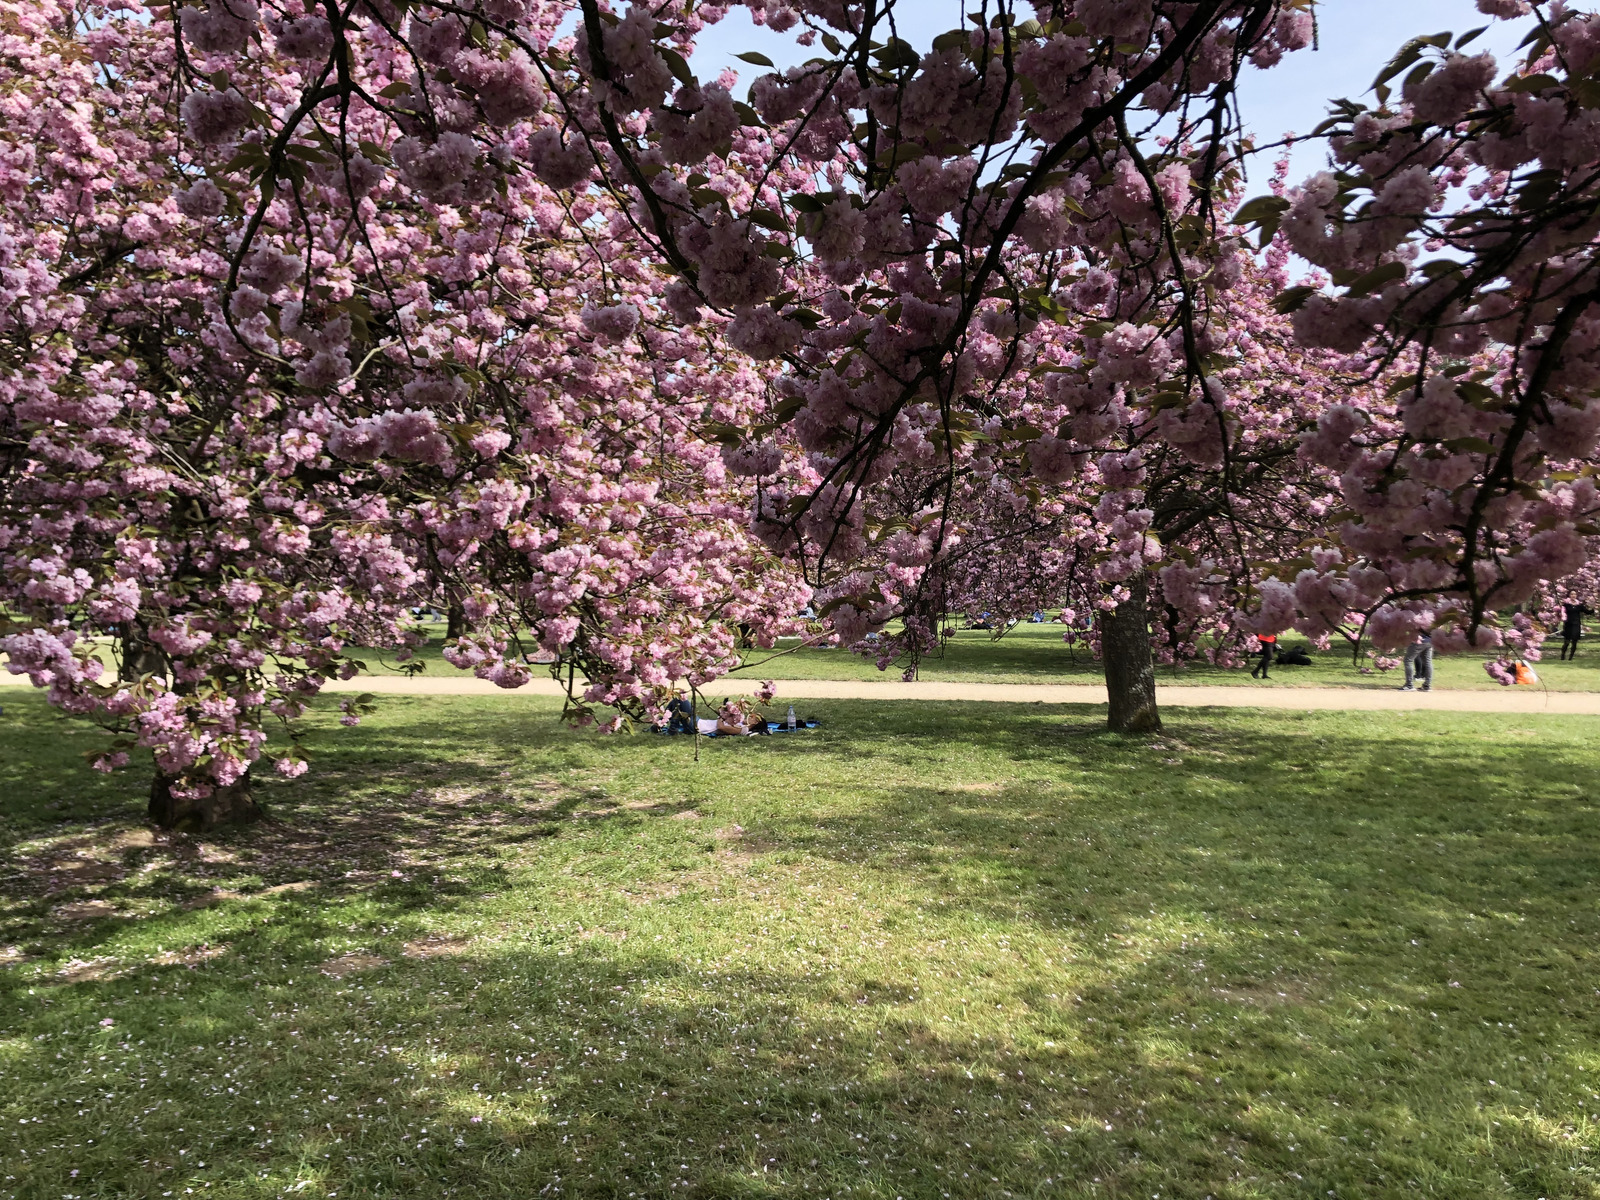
[342,619,1600,692]
[26,618,1600,691]
[2,691,1600,1199]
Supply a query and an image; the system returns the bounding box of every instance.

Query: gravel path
[6,671,1594,712]
[294,674,1600,714]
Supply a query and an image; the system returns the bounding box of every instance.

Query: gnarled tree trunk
[446,602,466,641]
[1100,574,1162,734]
[149,769,261,831]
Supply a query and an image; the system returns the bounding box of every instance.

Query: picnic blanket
[653,718,820,738]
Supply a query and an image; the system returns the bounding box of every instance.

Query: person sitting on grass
[716,699,768,737]
[665,692,695,734]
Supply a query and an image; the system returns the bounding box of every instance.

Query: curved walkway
[6,671,1596,713]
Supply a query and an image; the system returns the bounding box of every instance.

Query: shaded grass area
[2,691,1600,1198]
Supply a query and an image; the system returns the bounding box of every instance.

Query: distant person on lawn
[1250,633,1276,680]
[1400,632,1433,692]
[1560,600,1589,660]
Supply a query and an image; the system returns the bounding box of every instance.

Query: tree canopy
[4,0,1599,820]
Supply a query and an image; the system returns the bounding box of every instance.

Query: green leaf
[1404,60,1436,89]
[700,421,743,447]
[1373,40,1427,89]
[745,207,789,232]
[1342,260,1408,298]
[1455,25,1488,48]
[1506,73,1559,94]
[1271,285,1317,314]
[875,37,920,69]
[821,31,844,55]
[732,101,762,126]
[1441,436,1496,453]
[285,143,333,163]
[931,29,969,52]
[734,50,775,67]
[786,192,825,213]
[1231,194,1290,226]
[658,45,694,88]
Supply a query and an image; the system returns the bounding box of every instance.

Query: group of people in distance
[1251,603,1592,691]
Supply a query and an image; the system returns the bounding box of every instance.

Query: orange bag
[1514,661,1539,685]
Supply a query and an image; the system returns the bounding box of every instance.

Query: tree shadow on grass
[3,695,1600,1198]
[752,706,1600,1197]
[4,900,1596,1199]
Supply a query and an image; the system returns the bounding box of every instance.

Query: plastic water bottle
[787,705,796,731]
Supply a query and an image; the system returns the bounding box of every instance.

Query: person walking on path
[1560,601,1589,660]
[1400,632,1434,692]
[1250,634,1277,680]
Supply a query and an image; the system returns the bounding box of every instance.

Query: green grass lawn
[3,693,1600,1198]
[733,624,1600,691]
[22,620,1600,692]
[350,620,1600,692]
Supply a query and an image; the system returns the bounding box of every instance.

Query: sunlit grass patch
[2,691,1599,1198]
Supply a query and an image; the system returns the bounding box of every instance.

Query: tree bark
[1100,574,1162,734]
[446,602,466,640]
[118,624,166,681]
[149,769,261,831]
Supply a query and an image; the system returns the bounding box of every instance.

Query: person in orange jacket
[1250,633,1277,680]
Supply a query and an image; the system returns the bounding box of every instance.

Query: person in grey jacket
[1399,631,1433,692]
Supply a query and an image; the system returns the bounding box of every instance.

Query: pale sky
[689,0,1539,188]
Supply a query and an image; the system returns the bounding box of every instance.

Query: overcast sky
[689,1,1539,187]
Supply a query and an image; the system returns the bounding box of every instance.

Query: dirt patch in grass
[258,880,317,895]
[1211,978,1315,1007]
[320,952,386,977]
[50,899,121,922]
[58,956,123,982]
[402,935,473,959]
[151,943,228,968]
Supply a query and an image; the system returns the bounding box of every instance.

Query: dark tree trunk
[118,624,166,681]
[149,770,261,831]
[1100,574,1162,734]
[446,602,466,640]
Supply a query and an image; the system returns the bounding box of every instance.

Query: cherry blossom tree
[1251,2,1600,673]
[0,0,806,827]
[128,0,1327,734]
[14,0,1600,823]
